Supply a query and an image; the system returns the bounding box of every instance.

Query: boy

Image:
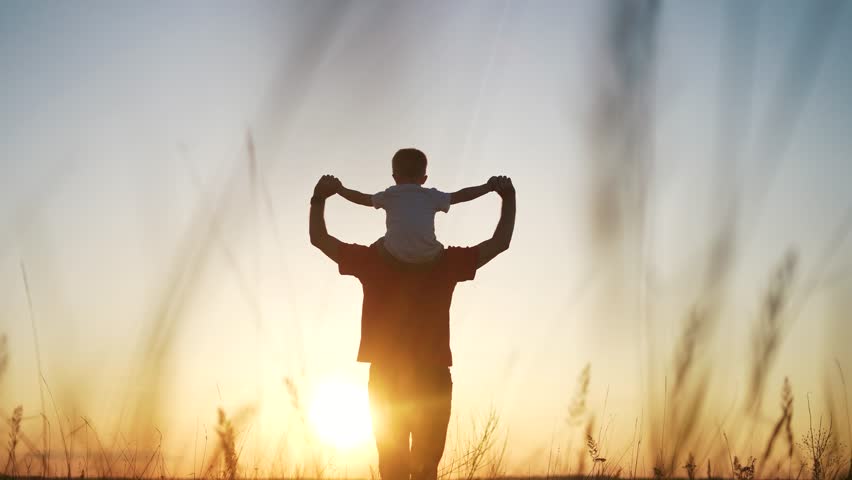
[337,148,495,264]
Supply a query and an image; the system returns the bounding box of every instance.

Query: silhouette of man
[309,174,516,480]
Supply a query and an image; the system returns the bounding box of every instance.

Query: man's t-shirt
[371,184,451,264]
[337,242,479,366]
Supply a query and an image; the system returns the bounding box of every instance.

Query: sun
[308,379,373,449]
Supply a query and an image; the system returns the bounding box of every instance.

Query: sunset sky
[1,1,851,476]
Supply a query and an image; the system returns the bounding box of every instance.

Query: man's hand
[490,175,515,198]
[310,175,343,262]
[313,174,341,200]
[476,175,515,269]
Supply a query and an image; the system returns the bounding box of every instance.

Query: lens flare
[308,379,373,449]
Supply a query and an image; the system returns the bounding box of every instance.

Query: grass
[1,139,850,479]
[2,136,850,480]
[0,275,849,477]
[800,397,847,480]
[439,408,504,480]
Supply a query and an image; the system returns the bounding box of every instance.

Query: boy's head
[391,148,428,184]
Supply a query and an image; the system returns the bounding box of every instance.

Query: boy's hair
[392,148,427,178]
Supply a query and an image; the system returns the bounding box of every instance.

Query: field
[2,2,852,480]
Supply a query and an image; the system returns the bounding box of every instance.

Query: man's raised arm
[476,176,516,269]
[309,175,344,262]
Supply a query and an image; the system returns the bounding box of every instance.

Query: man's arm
[338,185,374,207]
[450,182,493,205]
[309,175,344,262]
[476,176,516,269]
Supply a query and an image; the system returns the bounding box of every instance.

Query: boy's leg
[369,364,412,480]
[409,366,453,480]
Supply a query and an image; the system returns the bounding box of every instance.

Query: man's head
[391,148,428,185]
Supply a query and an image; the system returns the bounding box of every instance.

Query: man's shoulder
[443,245,479,258]
[440,246,479,267]
[337,242,383,277]
[440,246,479,282]
[372,243,476,273]
[342,243,478,281]
[338,242,377,261]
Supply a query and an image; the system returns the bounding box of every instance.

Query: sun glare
[308,379,373,449]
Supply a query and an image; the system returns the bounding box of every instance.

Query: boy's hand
[487,176,500,191]
[491,176,515,198]
[313,175,341,200]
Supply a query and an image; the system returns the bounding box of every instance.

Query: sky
[1,1,852,477]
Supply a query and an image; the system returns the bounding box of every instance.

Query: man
[309,173,516,480]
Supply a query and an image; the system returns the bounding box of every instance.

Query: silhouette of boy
[336,148,496,263]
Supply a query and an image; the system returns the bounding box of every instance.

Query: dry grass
[4,405,22,475]
[682,453,696,480]
[3,155,849,480]
[0,241,849,479]
[586,432,606,477]
[196,406,257,480]
[568,365,591,427]
[762,378,795,472]
[440,407,504,480]
[835,361,852,480]
[21,262,50,477]
[215,408,238,480]
[732,456,756,480]
[0,335,8,383]
[800,397,848,480]
[748,252,798,412]
[81,417,113,478]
